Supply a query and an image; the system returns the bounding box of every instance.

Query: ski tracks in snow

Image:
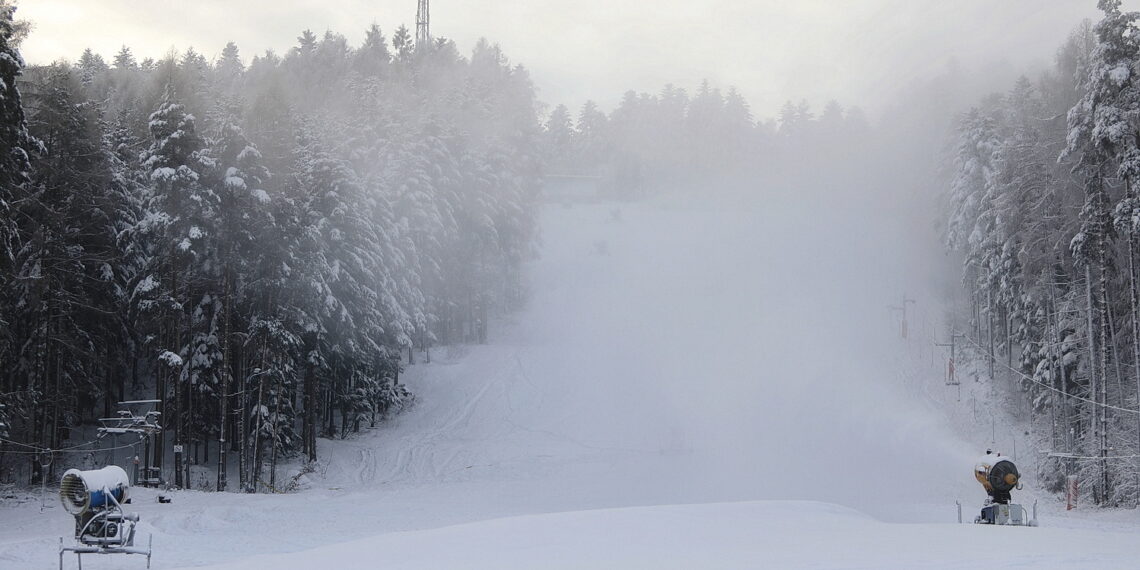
[334,321,655,493]
[356,447,377,485]
[342,348,539,489]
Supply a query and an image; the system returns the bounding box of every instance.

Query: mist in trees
[0,4,541,491]
[539,80,870,198]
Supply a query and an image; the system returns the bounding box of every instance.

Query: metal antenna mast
[416,0,430,49]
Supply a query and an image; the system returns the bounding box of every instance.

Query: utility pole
[889,295,916,340]
[888,305,904,338]
[935,332,964,401]
[416,0,431,50]
[901,295,914,339]
[987,289,996,382]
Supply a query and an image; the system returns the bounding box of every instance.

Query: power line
[955,334,1140,416]
[1048,452,1140,461]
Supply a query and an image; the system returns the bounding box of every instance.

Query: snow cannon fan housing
[986,460,1019,493]
[60,466,131,515]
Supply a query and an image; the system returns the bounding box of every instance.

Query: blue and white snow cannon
[60,466,131,517]
[59,465,152,568]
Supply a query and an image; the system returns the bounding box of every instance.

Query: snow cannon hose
[60,466,130,515]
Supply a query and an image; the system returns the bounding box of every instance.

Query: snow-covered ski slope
[5,190,1140,569]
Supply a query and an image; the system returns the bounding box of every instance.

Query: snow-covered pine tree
[354,24,391,78]
[391,25,413,64]
[0,0,33,269]
[215,42,243,85]
[136,83,213,480]
[1063,0,1140,506]
[947,106,1001,260]
[382,119,462,355]
[293,126,390,439]
[11,62,135,479]
[992,78,1062,407]
[574,100,609,175]
[113,45,137,71]
[76,48,107,86]
[0,10,36,462]
[542,104,573,172]
[0,1,30,419]
[720,87,755,167]
[686,80,725,171]
[105,107,148,399]
[642,85,684,180]
[204,118,271,490]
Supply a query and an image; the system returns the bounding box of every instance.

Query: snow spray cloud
[512,109,984,519]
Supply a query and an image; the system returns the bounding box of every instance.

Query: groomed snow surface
[5,194,1140,569]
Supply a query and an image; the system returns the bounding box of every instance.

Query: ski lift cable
[960,335,1140,416]
[0,439,144,455]
[0,436,144,455]
[1049,452,1140,461]
[0,435,44,449]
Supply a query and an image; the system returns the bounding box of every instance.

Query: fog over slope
[508,163,976,515]
[14,1,1135,567]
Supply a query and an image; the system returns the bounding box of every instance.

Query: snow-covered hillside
[4,196,1140,569]
[172,501,1140,570]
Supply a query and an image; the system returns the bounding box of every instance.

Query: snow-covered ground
[4,193,1140,569]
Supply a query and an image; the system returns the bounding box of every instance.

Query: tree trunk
[303,338,317,462]
[170,248,182,487]
[326,371,336,438]
[1047,290,1060,453]
[252,372,265,492]
[1085,262,1101,504]
[1107,300,1126,408]
[1127,195,1140,506]
[988,289,996,382]
[1097,238,1111,505]
[973,287,981,341]
[238,366,248,492]
[269,372,280,492]
[217,265,232,492]
[104,346,114,420]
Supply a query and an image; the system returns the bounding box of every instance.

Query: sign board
[1066,476,1078,510]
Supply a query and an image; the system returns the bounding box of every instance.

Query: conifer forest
[0,7,544,490]
[0,2,877,494]
[4,0,1140,521]
[17,0,1140,567]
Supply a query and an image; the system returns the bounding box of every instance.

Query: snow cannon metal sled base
[955,499,1039,527]
[975,501,1039,527]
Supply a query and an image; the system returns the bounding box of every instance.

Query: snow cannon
[58,466,152,569]
[974,456,1019,501]
[60,466,130,516]
[971,453,1037,527]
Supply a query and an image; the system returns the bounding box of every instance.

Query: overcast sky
[15,1,1132,119]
